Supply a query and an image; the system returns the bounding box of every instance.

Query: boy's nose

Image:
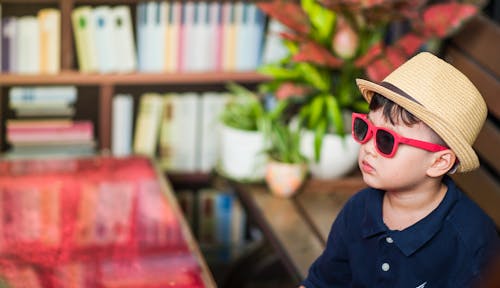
[362,136,378,157]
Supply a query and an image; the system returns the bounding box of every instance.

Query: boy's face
[357,109,440,191]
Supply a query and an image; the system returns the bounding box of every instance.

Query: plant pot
[265,160,308,198]
[300,130,360,179]
[219,124,266,181]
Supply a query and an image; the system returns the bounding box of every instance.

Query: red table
[0,156,215,288]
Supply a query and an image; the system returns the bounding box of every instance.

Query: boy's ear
[427,150,457,177]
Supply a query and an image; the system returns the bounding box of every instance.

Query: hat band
[380,82,422,105]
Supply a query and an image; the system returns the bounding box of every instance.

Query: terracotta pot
[265,160,308,198]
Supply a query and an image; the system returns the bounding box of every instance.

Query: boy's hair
[369,93,447,147]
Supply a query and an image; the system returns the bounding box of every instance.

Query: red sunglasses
[351,113,449,158]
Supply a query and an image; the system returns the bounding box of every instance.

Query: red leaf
[293,41,344,68]
[355,42,383,68]
[276,82,311,100]
[257,1,310,36]
[365,47,408,82]
[394,33,425,55]
[423,3,478,37]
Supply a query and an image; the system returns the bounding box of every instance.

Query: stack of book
[5,86,96,158]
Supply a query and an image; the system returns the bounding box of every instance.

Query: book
[222,2,237,71]
[165,1,181,72]
[199,92,229,172]
[9,86,77,105]
[176,190,195,228]
[262,19,289,64]
[17,16,40,74]
[164,93,199,172]
[7,120,94,144]
[1,17,17,72]
[111,6,136,73]
[93,6,116,73]
[197,189,217,245]
[38,8,60,74]
[72,6,98,72]
[236,4,265,70]
[133,93,164,157]
[111,94,133,156]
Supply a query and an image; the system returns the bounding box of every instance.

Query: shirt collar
[361,176,460,256]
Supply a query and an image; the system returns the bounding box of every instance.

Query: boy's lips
[361,160,374,173]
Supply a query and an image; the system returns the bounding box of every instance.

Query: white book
[181,1,195,72]
[10,86,77,105]
[207,2,220,71]
[149,1,167,72]
[93,6,115,73]
[199,92,229,172]
[238,4,265,70]
[17,16,40,74]
[112,94,133,156]
[38,8,60,74]
[165,1,181,72]
[234,2,248,71]
[135,2,147,71]
[189,2,209,71]
[169,93,199,172]
[111,6,136,73]
[262,19,289,64]
[140,2,164,72]
[133,93,164,157]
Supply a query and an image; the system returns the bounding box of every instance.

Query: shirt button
[381,263,390,272]
[386,237,394,243]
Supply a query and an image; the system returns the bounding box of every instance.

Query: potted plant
[262,103,309,197]
[218,82,267,181]
[264,123,309,198]
[257,0,483,178]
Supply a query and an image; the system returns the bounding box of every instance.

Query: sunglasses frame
[351,113,449,158]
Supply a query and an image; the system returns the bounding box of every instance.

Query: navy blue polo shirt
[302,176,499,288]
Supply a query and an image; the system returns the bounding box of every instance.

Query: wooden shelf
[0,71,270,86]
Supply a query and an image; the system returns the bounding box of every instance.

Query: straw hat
[356,52,487,173]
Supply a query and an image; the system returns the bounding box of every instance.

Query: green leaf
[301,0,335,43]
[313,119,327,162]
[325,95,344,137]
[258,64,301,80]
[308,95,325,128]
[297,63,329,91]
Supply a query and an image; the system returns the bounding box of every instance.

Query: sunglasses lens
[376,130,395,156]
[353,118,369,142]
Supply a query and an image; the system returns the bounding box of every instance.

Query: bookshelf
[0,0,270,162]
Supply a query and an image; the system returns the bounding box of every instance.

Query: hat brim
[356,78,479,173]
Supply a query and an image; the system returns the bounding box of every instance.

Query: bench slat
[474,120,500,173]
[443,47,500,119]
[453,169,500,228]
[450,15,500,77]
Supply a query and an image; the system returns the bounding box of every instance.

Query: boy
[300,52,499,287]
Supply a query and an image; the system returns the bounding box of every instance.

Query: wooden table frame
[233,176,366,283]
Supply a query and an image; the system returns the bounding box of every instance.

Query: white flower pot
[300,130,360,179]
[219,124,266,181]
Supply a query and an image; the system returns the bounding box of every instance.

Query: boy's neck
[382,180,447,231]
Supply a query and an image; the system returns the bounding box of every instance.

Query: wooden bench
[442,14,500,228]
